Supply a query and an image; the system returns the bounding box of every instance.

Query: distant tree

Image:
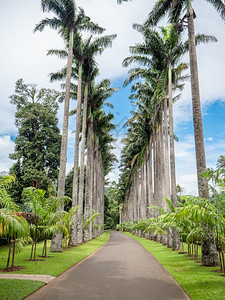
[9,79,61,200]
[65,168,74,200]
[217,155,225,170]
[104,182,119,229]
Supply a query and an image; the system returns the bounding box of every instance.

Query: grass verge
[0,232,110,299]
[124,232,225,300]
[0,279,44,300]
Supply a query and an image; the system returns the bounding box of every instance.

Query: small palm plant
[0,176,30,270]
[82,209,100,243]
[43,203,79,250]
[22,187,46,260]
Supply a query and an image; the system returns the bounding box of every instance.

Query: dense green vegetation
[104,182,119,229]
[9,79,61,201]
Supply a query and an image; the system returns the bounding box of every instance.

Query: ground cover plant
[0,232,110,300]
[124,232,225,300]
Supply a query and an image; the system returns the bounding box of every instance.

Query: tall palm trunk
[148,140,153,216]
[137,169,140,221]
[96,149,101,236]
[50,30,74,253]
[187,2,219,266]
[153,128,159,241]
[70,63,83,246]
[153,128,157,213]
[187,4,209,199]
[84,112,93,242]
[155,127,162,210]
[163,98,170,201]
[148,139,154,240]
[93,140,98,238]
[133,171,138,221]
[137,168,142,236]
[164,98,172,248]
[135,170,140,235]
[141,165,146,220]
[100,159,105,233]
[160,113,166,206]
[145,156,149,219]
[156,125,163,242]
[131,182,135,221]
[168,63,176,208]
[160,113,167,245]
[168,62,179,250]
[77,84,88,244]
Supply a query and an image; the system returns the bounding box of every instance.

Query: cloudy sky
[1,0,225,195]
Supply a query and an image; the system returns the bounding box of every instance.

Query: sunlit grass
[0,232,109,276]
[0,279,44,300]
[124,232,225,300]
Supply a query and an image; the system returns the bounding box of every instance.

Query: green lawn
[0,279,44,300]
[124,232,225,300]
[0,232,110,299]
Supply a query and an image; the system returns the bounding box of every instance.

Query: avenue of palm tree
[1,0,225,299]
[117,0,225,267]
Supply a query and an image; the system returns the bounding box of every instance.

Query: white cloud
[175,133,225,195]
[206,137,213,142]
[66,163,74,175]
[106,132,126,183]
[174,134,197,194]
[0,136,15,172]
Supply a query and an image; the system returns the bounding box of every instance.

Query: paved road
[26,231,189,300]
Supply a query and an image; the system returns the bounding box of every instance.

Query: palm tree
[34,0,77,252]
[145,0,224,266]
[34,0,77,201]
[47,31,116,245]
[72,34,117,245]
[145,0,225,198]
[122,23,191,246]
[0,176,30,270]
[22,187,48,260]
[40,11,104,251]
[86,80,118,239]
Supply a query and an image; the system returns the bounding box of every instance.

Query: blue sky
[1,0,225,195]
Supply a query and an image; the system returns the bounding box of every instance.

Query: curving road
[25,231,189,300]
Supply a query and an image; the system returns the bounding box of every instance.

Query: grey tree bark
[163,98,172,248]
[50,30,74,253]
[187,2,219,265]
[93,141,99,238]
[160,113,167,245]
[168,62,180,251]
[84,114,93,242]
[70,64,83,246]
[133,171,138,222]
[77,84,88,244]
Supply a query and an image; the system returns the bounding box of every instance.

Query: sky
[1,0,225,195]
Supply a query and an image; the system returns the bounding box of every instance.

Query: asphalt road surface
[25,231,189,300]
